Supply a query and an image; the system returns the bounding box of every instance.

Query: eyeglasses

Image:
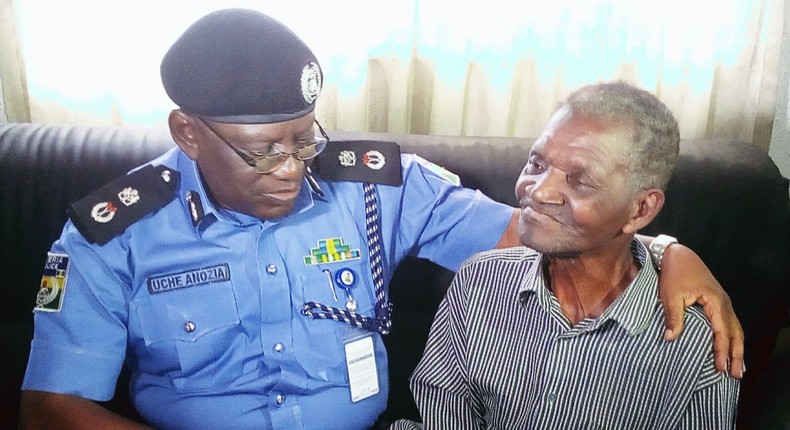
[198,117,329,174]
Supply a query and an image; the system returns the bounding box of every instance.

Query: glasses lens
[295,138,327,161]
[253,155,287,173]
[252,137,327,173]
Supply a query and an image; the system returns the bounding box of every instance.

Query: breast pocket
[300,264,375,318]
[295,264,375,378]
[132,283,243,393]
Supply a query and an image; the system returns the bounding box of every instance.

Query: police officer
[20,8,743,430]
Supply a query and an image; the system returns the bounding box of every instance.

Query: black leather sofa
[1,122,788,428]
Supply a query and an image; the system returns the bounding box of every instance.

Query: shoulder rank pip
[315,140,402,186]
[67,165,180,245]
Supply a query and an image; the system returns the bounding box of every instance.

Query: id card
[344,335,379,402]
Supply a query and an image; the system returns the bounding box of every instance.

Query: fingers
[704,297,745,378]
[662,297,745,378]
[726,315,745,379]
[710,321,731,375]
[660,294,688,341]
[712,329,745,378]
[728,303,745,378]
[728,331,745,379]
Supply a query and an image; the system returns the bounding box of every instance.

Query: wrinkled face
[515,107,638,257]
[192,113,317,220]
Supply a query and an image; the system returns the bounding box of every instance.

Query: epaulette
[315,140,402,186]
[67,165,180,245]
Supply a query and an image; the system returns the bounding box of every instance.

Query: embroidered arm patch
[36,253,70,312]
[413,154,462,186]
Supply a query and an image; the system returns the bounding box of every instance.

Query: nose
[527,169,565,205]
[272,153,305,178]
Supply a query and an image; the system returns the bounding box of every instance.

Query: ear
[622,188,665,234]
[169,110,201,161]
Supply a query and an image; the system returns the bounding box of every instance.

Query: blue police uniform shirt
[23,146,513,430]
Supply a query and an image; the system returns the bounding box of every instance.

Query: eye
[567,173,594,189]
[524,156,545,175]
[294,137,316,150]
[248,145,276,157]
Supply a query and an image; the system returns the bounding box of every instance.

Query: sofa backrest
[1,122,788,426]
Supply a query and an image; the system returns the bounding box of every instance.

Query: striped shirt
[394,240,739,430]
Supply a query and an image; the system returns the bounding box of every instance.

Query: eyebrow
[251,124,317,146]
[529,146,597,178]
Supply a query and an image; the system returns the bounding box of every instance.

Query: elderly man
[20,9,740,430]
[398,82,740,429]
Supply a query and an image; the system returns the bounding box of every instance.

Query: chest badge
[304,237,361,266]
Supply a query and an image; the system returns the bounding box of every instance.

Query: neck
[545,244,638,326]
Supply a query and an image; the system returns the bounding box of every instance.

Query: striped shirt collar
[518,239,659,336]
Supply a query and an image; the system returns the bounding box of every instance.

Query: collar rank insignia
[315,140,402,186]
[186,190,205,226]
[67,165,180,245]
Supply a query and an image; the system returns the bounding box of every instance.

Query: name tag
[147,264,230,294]
[344,336,379,402]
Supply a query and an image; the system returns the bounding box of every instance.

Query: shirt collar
[516,249,551,310]
[595,240,658,336]
[517,239,658,336]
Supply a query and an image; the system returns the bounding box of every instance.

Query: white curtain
[2,0,784,152]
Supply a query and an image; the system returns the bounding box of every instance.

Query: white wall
[769,0,790,180]
[0,76,6,122]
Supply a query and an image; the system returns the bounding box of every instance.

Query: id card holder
[343,328,380,402]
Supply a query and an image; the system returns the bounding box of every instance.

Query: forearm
[20,390,151,430]
[494,209,521,248]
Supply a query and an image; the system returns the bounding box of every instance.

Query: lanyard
[301,182,392,334]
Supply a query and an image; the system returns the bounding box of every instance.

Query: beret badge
[301,61,322,104]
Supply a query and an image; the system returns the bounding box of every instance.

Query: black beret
[161,9,322,124]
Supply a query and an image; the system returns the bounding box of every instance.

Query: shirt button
[274,343,285,353]
[547,393,556,402]
[275,394,286,405]
[184,321,196,333]
[266,264,277,275]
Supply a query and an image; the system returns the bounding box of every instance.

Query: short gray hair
[561,81,679,191]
